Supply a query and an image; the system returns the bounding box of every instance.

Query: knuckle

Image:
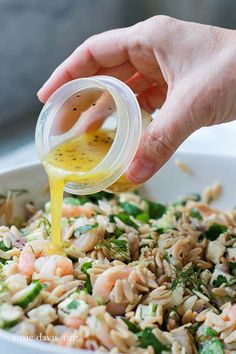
[142,130,175,163]
[151,15,177,29]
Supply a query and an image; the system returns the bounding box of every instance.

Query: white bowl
[0,151,236,354]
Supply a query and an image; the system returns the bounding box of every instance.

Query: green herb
[113,227,124,238]
[96,238,130,262]
[190,208,203,220]
[37,217,51,236]
[122,318,141,334]
[174,211,182,220]
[199,338,224,354]
[155,227,165,234]
[71,191,114,205]
[146,201,166,219]
[213,275,228,287]
[163,252,171,263]
[122,321,169,353]
[188,322,200,335]
[120,202,142,216]
[63,197,81,206]
[81,262,92,294]
[138,327,170,353]
[228,261,236,275]
[171,264,204,292]
[109,213,138,229]
[0,281,7,293]
[136,212,149,223]
[67,299,80,310]
[0,241,10,252]
[74,223,98,236]
[203,223,227,241]
[198,326,217,339]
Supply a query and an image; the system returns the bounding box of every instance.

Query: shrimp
[92,265,132,315]
[62,204,95,218]
[18,245,36,278]
[64,317,84,329]
[73,228,101,252]
[36,255,73,279]
[227,304,236,323]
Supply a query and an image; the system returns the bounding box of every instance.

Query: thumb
[126,93,196,183]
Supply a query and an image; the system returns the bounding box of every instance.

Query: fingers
[137,82,167,113]
[126,91,196,183]
[38,28,131,102]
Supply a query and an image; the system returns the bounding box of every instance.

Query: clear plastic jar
[35,76,151,194]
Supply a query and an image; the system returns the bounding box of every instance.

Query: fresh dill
[171,264,205,292]
[37,217,51,237]
[96,237,130,262]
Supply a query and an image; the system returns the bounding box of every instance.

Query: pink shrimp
[93,265,132,315]
[227,304,236,323]
[62,204,95,218]
[65,317,84,329]
[18,245,36,278]
[37,255,73,279]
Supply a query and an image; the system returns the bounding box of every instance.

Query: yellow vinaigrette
[43,130,136,254]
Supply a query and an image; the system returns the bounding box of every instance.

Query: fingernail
[126,157,156,183]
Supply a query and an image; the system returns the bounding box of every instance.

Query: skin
[38,16,236,184]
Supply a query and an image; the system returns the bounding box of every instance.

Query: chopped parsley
[202,223,227,241]
[212,275,228,287]
[67,299,80,310]
[122,320,169,353]
[146,201,166,219]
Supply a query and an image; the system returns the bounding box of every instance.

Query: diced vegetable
[27,304,57,326]
[58,298,89,321]
[198,326,218,339]
[135,303,158,321]
[206,241,225,264]
[203,224,227,241]
[13,280,43,308]
[199,338,224,354]
[0,303,23,328]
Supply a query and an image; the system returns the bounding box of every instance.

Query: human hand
[38,16,236,184]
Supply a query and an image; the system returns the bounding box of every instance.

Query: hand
[38,16,236,184]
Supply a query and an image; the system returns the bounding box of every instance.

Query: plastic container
[35,76,151,194]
